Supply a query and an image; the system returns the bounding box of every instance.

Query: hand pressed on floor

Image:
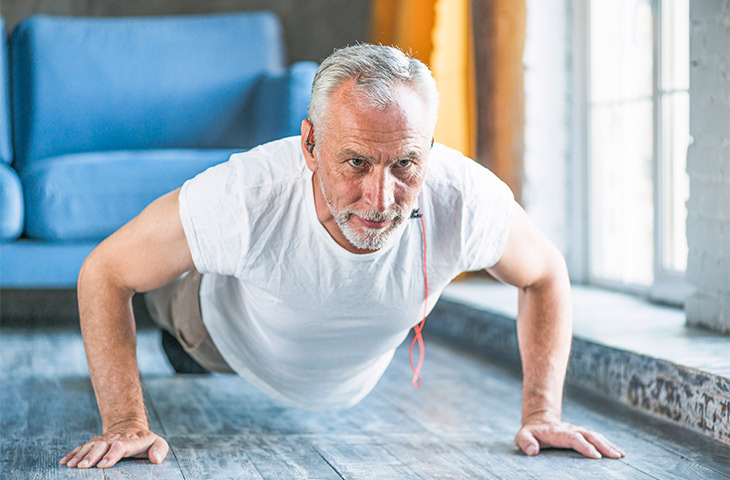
[60,419,169,469]
[514,413,626,459]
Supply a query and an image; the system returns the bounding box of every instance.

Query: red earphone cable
[409,214,428,387]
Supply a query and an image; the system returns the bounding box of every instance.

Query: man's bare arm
[487,202,625,459]
[60,188,194,469]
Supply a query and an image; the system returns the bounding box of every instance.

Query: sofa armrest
[0,163,24,240]
[249,61,318,146]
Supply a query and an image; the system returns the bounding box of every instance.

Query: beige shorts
[144,271,234,373]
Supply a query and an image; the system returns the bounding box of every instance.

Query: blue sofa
[0,12,317,287]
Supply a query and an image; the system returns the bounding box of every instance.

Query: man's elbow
[547,246,569,282]
[522,244,569,295]
[77,247,133,301]
[78,247,105,290]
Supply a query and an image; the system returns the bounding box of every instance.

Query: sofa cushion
[0,239,98,287]
[0,163,23,239]
[22,149,241,241]
[11,13,285,170]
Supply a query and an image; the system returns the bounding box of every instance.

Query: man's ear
[301,119,317,172]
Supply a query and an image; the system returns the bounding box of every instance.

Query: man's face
[302,81,433,253]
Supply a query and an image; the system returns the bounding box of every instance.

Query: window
[585,0,689,302]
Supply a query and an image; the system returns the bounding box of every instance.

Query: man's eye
[348,158,366,167]
[396,159,412,168]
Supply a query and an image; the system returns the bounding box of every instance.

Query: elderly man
[61,44,624,469]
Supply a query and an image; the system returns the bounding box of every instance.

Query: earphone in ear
[306,125,315,154]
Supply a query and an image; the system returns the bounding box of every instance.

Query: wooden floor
[2,319,729,479]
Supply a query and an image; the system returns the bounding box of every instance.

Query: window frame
[572,0,691,306]
[650,0,691,306]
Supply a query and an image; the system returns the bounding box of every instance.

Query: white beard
[318,174,407,251]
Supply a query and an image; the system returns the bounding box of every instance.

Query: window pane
[589,0,655,287]
[590,0,654,104]
[590,101,654,286]
[660,92,689,271]
[661,0,689,91]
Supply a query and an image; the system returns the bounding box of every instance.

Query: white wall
[685,0,730,334]
[522,0,572,264]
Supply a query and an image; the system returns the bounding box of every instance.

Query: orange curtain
[370,0,435,63]
[371,0,476,159]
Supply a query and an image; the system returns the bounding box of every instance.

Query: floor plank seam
[247,451,267,480]
[142,380,168,436]
[167,446,187,480]
[141,380,191,479]
[619,459,665,480]
[313,447,346,480]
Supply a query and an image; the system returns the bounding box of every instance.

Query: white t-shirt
[179,136,514,410]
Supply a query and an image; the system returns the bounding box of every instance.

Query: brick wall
[685,0,730,334]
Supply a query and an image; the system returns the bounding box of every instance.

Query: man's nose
[363,169,395,212]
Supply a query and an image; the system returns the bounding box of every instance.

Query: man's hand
[514,413,625,459]
[60,419,169,469]
[66,189,191,470]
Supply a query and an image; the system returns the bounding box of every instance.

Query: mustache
[344,208,406,222]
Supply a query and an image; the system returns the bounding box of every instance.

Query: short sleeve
[457,159,515,272]
[178,158,249,276]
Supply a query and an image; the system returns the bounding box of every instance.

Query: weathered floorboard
[166,435,264,480]
[244,436,344,479]
[1,321,728,479]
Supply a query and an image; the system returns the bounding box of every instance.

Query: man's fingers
[63,429,169,469]
[60,444,84,465]
[65,442,96,467]
[76,441,109,468]
[514,428,540,456]
[582,430,625,458]
[566,431,602,459]
[97,440,129,469]
[525,427,601,458]
[148,437,169,464]
[516,422,625,460]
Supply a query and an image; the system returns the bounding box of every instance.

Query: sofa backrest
[10,12,285,171]
[0,19,13,165]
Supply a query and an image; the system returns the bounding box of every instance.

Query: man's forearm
[515,260,572,423]
[78,260,148,430]
[488,205,623,458]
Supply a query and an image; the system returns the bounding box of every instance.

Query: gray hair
[307,44,439,139]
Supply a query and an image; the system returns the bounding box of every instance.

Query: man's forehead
[328,80,429,120]
[320,88,431,144]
